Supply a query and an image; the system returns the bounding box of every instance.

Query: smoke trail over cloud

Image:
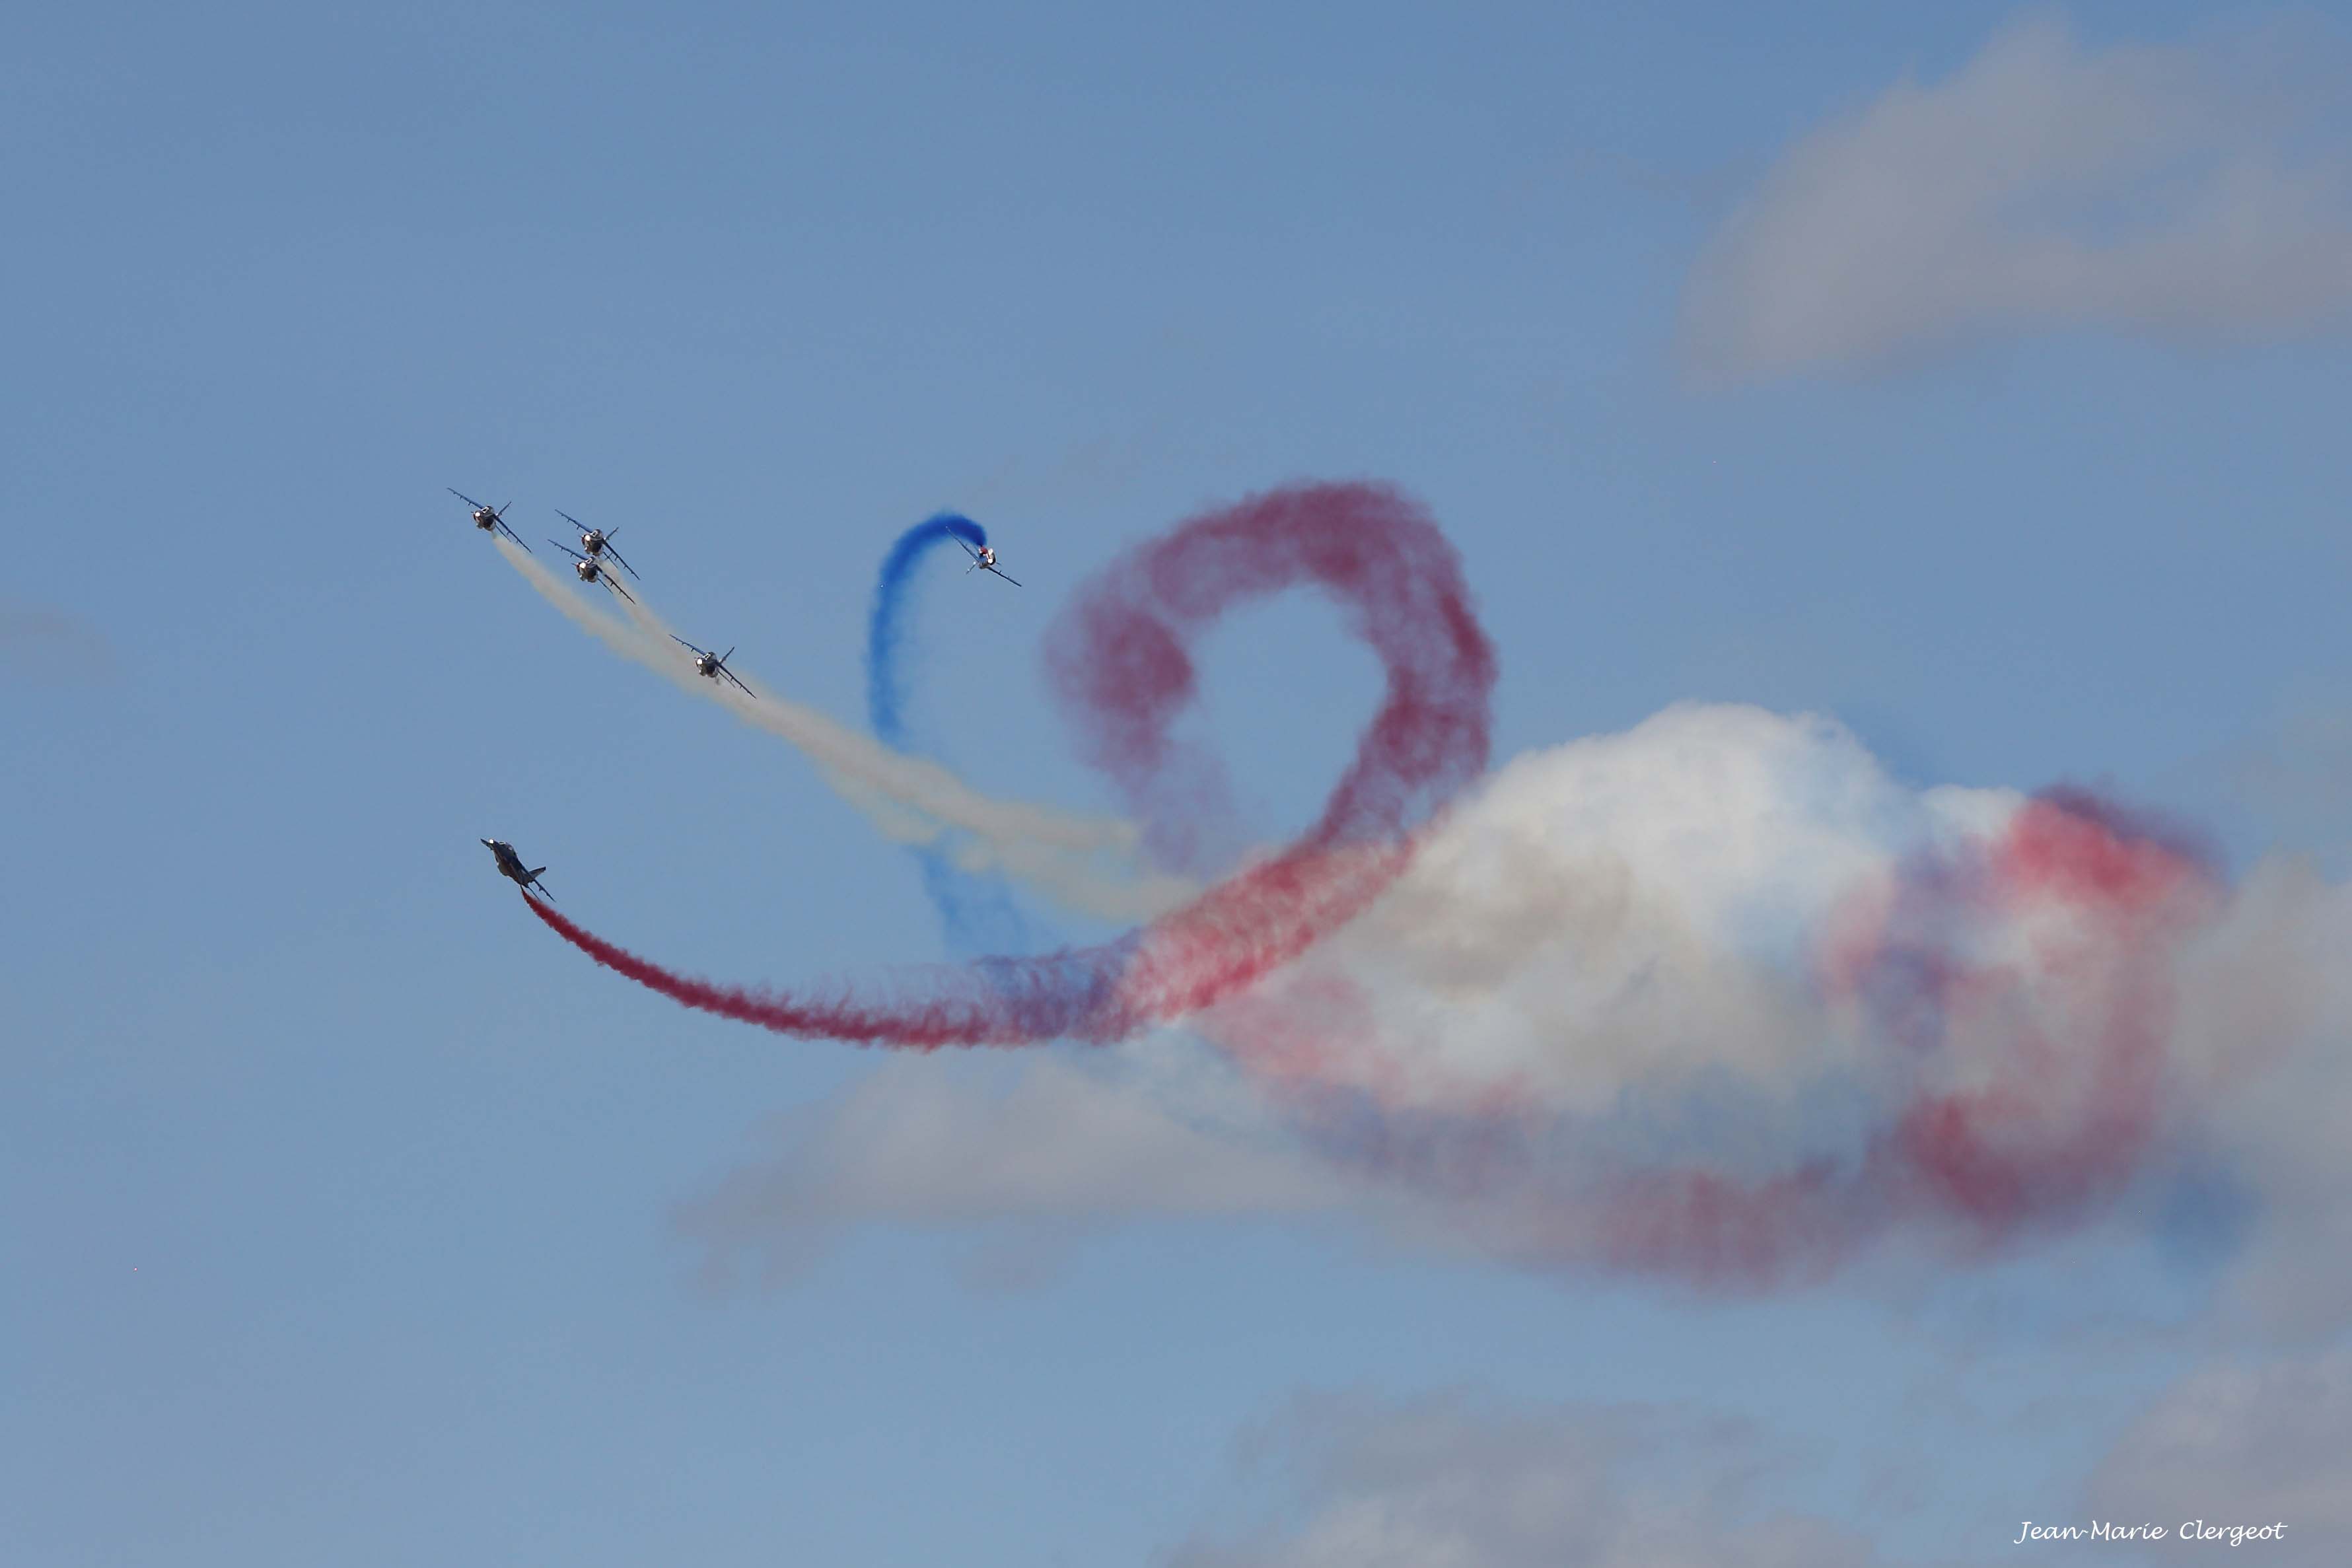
[688,694,2346,1308]
[864,511,1038,955]
[513,482,2352,1308]
[494,534,1190,923]
[526,482,1496,1049]
[1175,702,2349,1291]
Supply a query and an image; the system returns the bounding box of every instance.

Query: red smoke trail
[1205,787,2224,1289]
[526,894,1109,1048]
[1590,788,2218,1285]
[1873,790,2217,1236]
[529,481,1495,1046]
[1047,482,1493,874]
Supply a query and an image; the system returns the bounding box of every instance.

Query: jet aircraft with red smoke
[481,838,552,900]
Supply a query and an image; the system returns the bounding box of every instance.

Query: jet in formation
[481,838,552,900]
[449,489,529,550]
[556,510,637,579]
[671,635,756,697]
[548,538,636,602]
[958,538,1021,586]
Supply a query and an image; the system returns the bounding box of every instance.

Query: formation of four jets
[462,485,1021,900]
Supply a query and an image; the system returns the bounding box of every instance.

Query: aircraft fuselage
[481,838,546,895]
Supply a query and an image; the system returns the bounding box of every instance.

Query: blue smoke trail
[865,512,1038,954]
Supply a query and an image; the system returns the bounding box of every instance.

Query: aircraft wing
[604,544,639,578]
[988,565,1022,587]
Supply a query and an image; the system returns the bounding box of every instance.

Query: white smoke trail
[495,538,1195,923]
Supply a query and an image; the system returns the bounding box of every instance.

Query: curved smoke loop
[863,511,1040,957]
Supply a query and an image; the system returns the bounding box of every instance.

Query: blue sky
[5,3,2350,1563]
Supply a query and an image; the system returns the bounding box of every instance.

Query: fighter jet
[449,488,529,550]
[481,838,552,900]
[555,509,637,579]
[547,538,636,602]
[670,635,755,697]
[956,537,1020,586]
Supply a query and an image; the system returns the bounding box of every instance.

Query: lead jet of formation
[670,635,756,697]
[481,838,552,900]
[958,538,1021,586]
[555,509,637,579]
[547,538,637,603]
[448,488,529,549]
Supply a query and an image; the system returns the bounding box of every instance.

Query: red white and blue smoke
[511,481,2351,1301]
[529,481,1494,1046]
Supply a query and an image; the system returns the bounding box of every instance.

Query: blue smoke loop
[865,512,1038,954]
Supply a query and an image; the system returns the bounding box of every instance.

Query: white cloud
[1168,1390,1904,1568]
[1155,1366,2352,1568]
[2184,860,2352,1337]
[672,1050,1343,1287]
[1226,704,2013,1125]
[1196,705,2352,1313]
[1681,15,2352,380]
[2084,1348,2352,1563]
